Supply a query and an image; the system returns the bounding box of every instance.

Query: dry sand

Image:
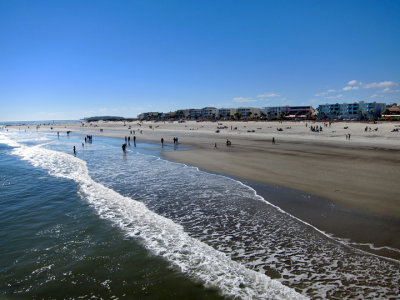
[17,120,400,218]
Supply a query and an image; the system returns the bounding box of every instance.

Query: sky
[1,0,400,121]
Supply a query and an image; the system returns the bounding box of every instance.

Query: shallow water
[1,129,399,299]
[0,135,224,299]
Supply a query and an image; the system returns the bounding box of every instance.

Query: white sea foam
[0,133,20,148]
[1,132,307,299]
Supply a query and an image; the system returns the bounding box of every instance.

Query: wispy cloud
[326,94,343,99]
[364,81,398,89]
[257,93,280,98]
[369,87,400,98]
[315,89,336,97]
[343,86,359,91]
[347,80,362,86]
[233,97,258,103]
[343,80,362,91]
[316,80,398,101]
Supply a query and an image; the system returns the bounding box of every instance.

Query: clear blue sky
[1,0,399,121]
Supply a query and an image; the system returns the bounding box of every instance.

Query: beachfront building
[138,106,317,121]
[201,107,217,120]
[388,106,400,114]
[138,112,162,120]
[382,105,400,119]
[317,101,386,120]
[287,106,314,118]
[262,106,289,119]
[261,106,314,119]
[160,112,171,119]
[184,109,202,120]
[217,108,234,120]
[235,107,261,119]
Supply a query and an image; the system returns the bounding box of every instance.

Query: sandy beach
[14,120,400,219]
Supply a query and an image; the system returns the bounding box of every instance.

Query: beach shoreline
[8,119,400,219]
[6,120,400,258]
[236,178,400,260]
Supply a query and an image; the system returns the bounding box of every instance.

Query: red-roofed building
[388,106,400,113]
[382,106,400,119]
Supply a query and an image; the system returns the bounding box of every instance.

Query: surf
[1,132,306,300]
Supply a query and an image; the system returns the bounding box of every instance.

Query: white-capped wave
[0,132,20,148]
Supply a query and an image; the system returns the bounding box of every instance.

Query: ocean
[0,128,399,299]
[0,120,81,126]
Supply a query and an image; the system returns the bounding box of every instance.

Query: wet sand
[243,180,400,260]
[164,136,400,219]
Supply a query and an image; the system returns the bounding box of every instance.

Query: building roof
[388,106,400,112]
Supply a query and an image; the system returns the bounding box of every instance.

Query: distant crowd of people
[310,125,323,132]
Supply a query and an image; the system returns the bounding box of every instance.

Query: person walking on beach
[73,146,76,155]
[161,138,164,147]
[272,137,275,144]
[122,143,127,152]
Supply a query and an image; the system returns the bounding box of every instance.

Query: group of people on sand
[365,126,378,132]
[122,135,179,152]
[310,125,323,132]
[159,137,180,149]
[220,137,276,148]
